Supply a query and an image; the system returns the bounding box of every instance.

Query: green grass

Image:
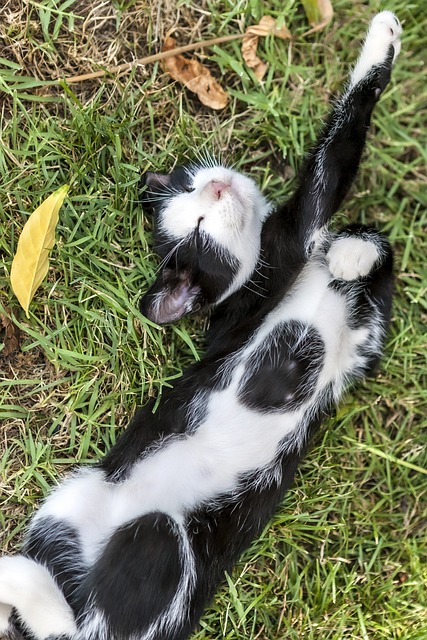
[0,0,426,638]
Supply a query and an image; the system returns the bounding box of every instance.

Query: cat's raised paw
[326,237,380,281]
[369,11,402,59]
[350,11,402,88]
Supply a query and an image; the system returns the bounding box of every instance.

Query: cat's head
[139,163,270,324]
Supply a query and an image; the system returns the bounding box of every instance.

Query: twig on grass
[62,34,243,85]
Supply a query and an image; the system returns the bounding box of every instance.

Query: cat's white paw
[326,237,380,281]
[0,555,77,639]
[350,11,402,87]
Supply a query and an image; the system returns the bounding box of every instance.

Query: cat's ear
[140,171,172,214]
[141,171,172,192]
[140,269,201,324]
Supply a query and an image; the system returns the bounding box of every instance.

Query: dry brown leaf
[246,15,291,39]
[242,33,268,81]
[63,16,291,90]
[162,36,228,110]
[242,17,291,82]
[0,313,20,357]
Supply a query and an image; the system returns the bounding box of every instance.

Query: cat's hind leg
[1,469,111,638]
[23,516,87,608]
[325,226,394,373]
[0,555,77,640]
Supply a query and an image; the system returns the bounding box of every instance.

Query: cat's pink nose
[210,180,230,200]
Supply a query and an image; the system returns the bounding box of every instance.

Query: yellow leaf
[10,185,69,317]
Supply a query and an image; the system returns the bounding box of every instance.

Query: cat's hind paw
[350,11,402,89]
[326,236,380,281]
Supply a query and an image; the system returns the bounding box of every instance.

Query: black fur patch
[238,321,325,413]
[139,231,240,323]
[82,513,182,637]
[23,517,85,614]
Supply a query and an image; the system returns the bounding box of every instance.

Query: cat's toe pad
[326,237,380,281]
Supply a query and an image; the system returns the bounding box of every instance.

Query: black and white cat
[0,12,401,640]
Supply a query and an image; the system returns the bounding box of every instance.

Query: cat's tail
[0,554,77,640]
[288,11,402,248]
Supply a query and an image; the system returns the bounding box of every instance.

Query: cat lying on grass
[0,11,401,640]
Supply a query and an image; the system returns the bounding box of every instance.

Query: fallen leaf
[242,33,268,81]
[10,185,69,317]
[301,0,333,34]
[243,16,291,82]
[246,15,291,39]
[0,313,20,357]
[162,36,228,110]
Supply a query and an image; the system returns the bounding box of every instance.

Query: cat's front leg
[289,12,402,245]
[349,11,402,91]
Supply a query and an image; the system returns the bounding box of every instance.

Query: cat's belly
[114,266,349,523]
[34,261,369,564]
[32,401,306,565]
[116,394,306,520]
